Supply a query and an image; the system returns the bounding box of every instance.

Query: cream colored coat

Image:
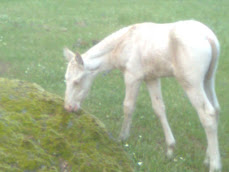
[64,20,221,172]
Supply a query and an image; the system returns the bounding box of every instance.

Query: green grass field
[1,0,229,171]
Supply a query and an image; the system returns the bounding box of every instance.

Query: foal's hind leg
[146,79,175,158]
[204,77,220,166]
[181,83,221,172]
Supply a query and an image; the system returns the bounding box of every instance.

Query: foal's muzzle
[64,104,79,112]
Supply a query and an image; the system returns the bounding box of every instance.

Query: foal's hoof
[118,132,129,142]
[118,135,128,142]
[209,162,222,172]
[166,149,174,159]
[166,143,175,159]
[209,168,222,172]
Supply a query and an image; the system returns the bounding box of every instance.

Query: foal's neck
[82,39,116,73]
[83,48,112,74]
[82,26,131,74]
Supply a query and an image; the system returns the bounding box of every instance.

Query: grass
[0,0,229,171]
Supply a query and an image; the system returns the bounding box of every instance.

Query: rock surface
[0,78,133,172]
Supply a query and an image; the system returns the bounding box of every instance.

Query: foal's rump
[169,20,220,87]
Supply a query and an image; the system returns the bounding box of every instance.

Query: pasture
[0,0,229,171]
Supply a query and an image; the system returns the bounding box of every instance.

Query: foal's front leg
[119,73,141,141]
[146,79,176,158]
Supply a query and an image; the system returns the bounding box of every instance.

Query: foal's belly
[141,53,174,80]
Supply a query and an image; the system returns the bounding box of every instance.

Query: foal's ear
[75,52,84,67]
[63,48,84,67]
[63,48,75,62]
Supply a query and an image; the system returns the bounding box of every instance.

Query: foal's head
[63,48,92,112]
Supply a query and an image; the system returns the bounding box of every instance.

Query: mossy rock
[0,78,133,172]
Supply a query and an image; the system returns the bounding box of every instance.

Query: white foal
[63,20,221,172]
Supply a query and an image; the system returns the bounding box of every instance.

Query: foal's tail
[204,32,221,113]
[205,34,220,80]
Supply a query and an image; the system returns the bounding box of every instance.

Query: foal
[63,20,221,172]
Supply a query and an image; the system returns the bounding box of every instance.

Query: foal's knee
[152,99,166,118]
[199,108,218,131]
[123,100,135,116]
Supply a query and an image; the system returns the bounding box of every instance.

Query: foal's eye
[73,73,84,85]
[74,80,79,85]
[73,78,80,85]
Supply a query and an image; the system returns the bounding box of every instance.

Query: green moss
[0,78,133,172]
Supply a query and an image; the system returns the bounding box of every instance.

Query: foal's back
[109,20,217,80]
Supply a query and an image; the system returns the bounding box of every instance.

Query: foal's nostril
[64,104,73,112]
[64,104,80,112]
